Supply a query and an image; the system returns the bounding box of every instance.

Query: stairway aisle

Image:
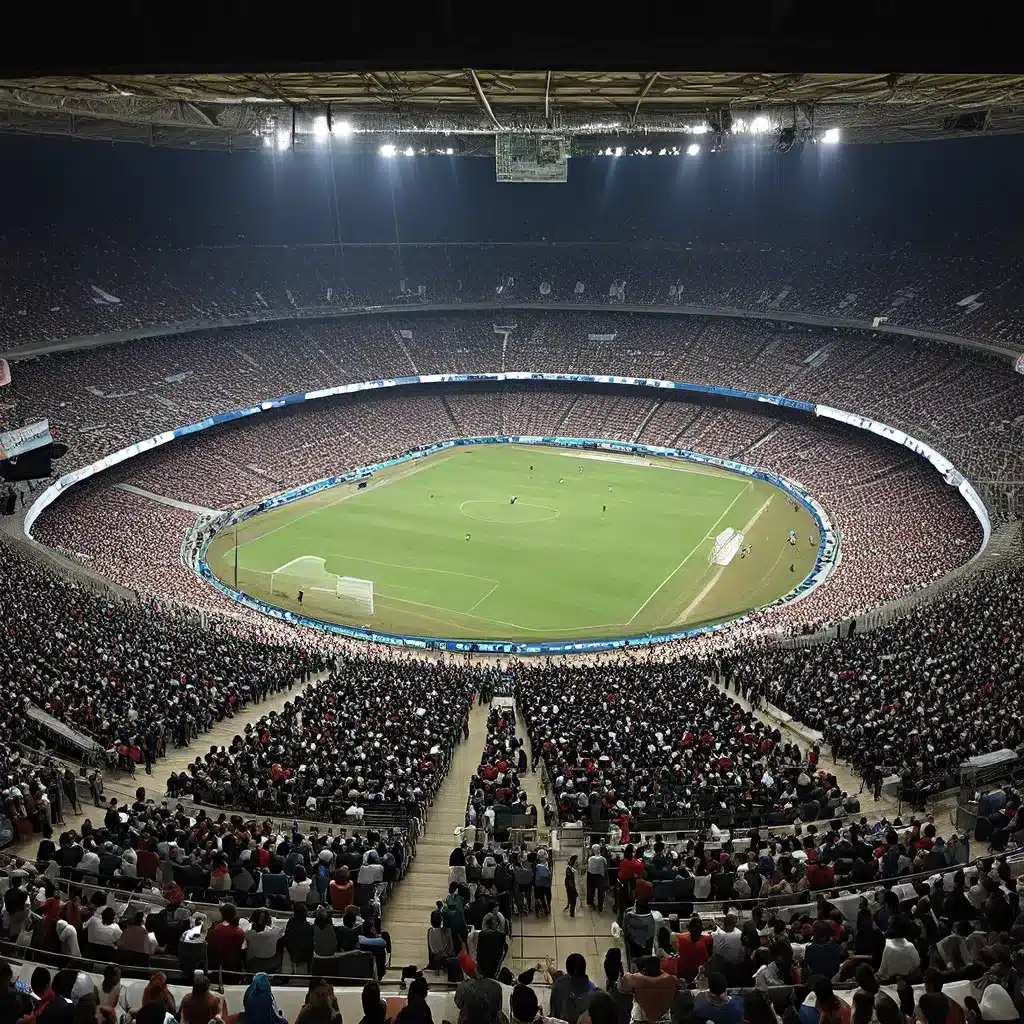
[386,699,489,967]
[11,674,329,855]
[505,708,613,976]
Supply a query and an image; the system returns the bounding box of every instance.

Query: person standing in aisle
[564,855,580,918]
[586,845,608,912]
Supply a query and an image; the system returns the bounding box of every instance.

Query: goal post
[336,576,374,614]
[268,555,374,614]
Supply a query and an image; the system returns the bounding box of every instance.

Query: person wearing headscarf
[116,848,138,879]
[55,919,82,958]
[243,973,288,1024]
[979,985,1021,1024]
[141,973,177,1017]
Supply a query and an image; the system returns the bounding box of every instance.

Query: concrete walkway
[116,483,220,516]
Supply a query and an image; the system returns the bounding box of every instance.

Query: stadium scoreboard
[495,134,569,182]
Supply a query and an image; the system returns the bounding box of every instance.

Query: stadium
[1,56,1024,1020]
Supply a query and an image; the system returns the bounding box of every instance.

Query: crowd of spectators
[2,309,1021,520]
[3,241,1024,352]
[163,655,475,823]
[0,541,326,754]
[728,566,1024,795]
[0,539,333,847]
[515,658,861,830]
[0,794,404,979]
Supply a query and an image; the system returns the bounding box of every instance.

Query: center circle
[459,499,561,524]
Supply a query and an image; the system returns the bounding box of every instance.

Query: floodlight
[404,146,415,156]
[690,124,709,135]
[262,135,273,148]
[332,120,353,137]
[822,127,841,144]
[446,147,454,155]
[614,146,623,156]
[731,118,746,134]
[379,143,397,157]
[687,143,701,156]
[276,130,290,151]
[752,116,771,133]
[312,116,329,142]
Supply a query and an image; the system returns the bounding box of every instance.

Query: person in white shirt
[56,919,81,957]
[86,907,123,947]
[357,851,385,887]
[878,918,922,980]
[712,914,745,966]
[693,870,712,900]
[79,845,101,878]
[289,866,313,904]
[586,845,608,912]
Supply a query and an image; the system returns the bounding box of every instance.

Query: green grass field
[206,444,819,641]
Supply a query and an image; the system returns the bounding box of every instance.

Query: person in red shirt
[617,810,633,846]
[674,916,713,984]
[205,904,245,970]
[804,850,836,890]
[618,845,644,884]
[329,868,354,912]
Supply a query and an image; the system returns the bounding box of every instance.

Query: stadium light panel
[379,143,396,157]
[822,127,841,144]
[332,120,353,137]
[687,143,701,156]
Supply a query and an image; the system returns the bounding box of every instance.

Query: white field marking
[755,542,790,589]
[458,499,561,523]
[235,454,448,551]
[674,494,775,625]
[319,551,498,585]
[465,581,501,614]
[550,448,731,478]
[625,481,752,626]
[375,592,625,635]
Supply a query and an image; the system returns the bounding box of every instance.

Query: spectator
[295,978,343,1024]
[178,973,223,1024]
[551,954,596,1024]
[206,904,246,971]
[694,972,743,1024]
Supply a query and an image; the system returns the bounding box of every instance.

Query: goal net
[268,556,374,614]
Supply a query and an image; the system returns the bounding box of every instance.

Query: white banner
[0,419,52,460]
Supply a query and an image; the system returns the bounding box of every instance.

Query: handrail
[164,796,427,844]
[5,844,995,917]
[555,807,870,843]
[0,938,446,988]
[647,850,1011,917]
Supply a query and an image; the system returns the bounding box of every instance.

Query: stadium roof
[2,71,1024,152]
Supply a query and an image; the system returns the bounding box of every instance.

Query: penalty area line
[673,494,775,626]
[465,581,501,614]
[625,481,752,626]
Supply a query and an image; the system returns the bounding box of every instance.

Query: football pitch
[206,444,819,642]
